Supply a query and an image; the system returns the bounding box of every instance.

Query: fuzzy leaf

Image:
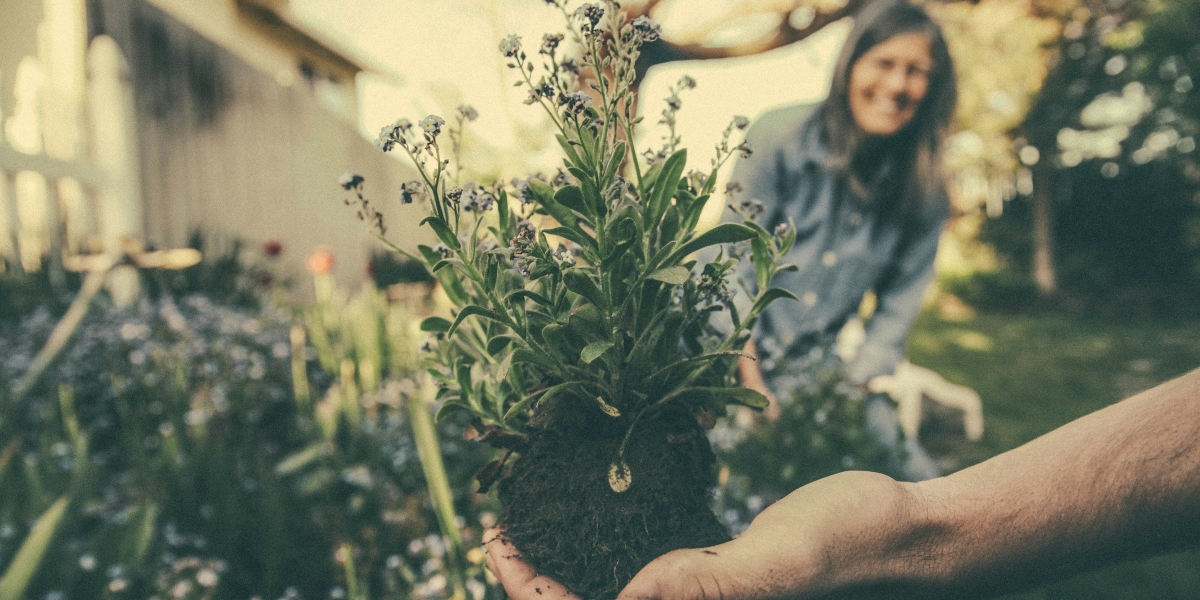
[580,341,614,364]
[447,305,508,338]
[750,287,800,318]
[648,266,690,285]
[506,290,554,307]
[669,223,757,263]
[420,216,461,251]
[555,185,592,219]
[562,268,607,310]
[542,227,597,252]
[486,335,516,355]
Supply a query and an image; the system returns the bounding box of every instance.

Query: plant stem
[408,380,468,600]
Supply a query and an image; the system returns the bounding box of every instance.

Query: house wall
[88,0,430,293]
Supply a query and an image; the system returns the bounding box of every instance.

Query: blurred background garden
[2,0,1199,598]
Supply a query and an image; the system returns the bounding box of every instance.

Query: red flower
[263,240,283,258]
[307,248,335,275]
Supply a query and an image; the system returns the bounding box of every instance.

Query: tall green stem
[407,381,467,600]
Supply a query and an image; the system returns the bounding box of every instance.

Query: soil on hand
[497,407,730,599]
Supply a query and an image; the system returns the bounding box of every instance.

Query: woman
[734,0,956,482]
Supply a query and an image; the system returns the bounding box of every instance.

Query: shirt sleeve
[846,205,946,384]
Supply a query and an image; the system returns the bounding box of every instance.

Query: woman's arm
[618,367,1200,599]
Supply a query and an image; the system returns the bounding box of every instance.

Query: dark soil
[497,407,730,599]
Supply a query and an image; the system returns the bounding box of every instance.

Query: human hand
[483,528,580,600]
[618,471,916,600]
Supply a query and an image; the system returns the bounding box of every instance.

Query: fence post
[86,35,142,306]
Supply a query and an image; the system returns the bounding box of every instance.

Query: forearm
[860,369,1200,598]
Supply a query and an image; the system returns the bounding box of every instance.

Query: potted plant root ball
[341,2,800,597]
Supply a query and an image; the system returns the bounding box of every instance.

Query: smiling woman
[732,0,958,482]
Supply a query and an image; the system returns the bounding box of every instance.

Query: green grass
[906,309,1200,600]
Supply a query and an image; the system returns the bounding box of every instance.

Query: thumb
[617,546,733,600]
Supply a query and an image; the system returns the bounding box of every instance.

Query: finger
[483,528,579,600]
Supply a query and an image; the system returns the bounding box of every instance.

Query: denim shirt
[730,104,946,384]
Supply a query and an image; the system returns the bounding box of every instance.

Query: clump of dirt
[497,406,730,599]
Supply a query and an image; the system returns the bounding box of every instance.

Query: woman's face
[848,32,933,136]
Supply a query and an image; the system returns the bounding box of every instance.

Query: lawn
[906,308,1200,600]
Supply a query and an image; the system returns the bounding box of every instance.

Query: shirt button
[802,291,818,307]
[822,251,837,267]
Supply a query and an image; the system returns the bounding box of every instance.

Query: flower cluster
[400,180,424,205]
[630,15,661,43]
[459,183,496,213]
[342,172,386,235]
[510,229,538,278]
[575,3,605,30]
[374,118,413,152]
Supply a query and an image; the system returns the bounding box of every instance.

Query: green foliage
[0,286,496,599]
[349,1,792,479]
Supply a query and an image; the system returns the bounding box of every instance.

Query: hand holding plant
[343,1,799,596]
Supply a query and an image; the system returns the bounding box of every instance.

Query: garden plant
[345,1,801,596]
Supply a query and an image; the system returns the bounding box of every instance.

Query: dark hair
[820,0,956,219]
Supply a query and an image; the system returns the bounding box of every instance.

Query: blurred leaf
[276,442,333,476]
[0,495,70,600]
[420,316,453,332]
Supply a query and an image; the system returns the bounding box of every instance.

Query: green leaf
[486,335,517,355]
[0,496,70,600]
[512,348,557,371]
[543,226,597,252]
[495,351,515,382]
[658,387,770,410]
[751,236,772,292]
[419,316,453,333]
[420,216,461,251]
[562,268,607,310]
[434,398,472,422]
[648,266,690,285]
[555,185,591,219]
[569,303,604,340]
[527,179,578,229]
[503,393,537,422]
[669,223,757,264]
[649,149,687,225]
[580,341,614,364]
[447,305,508,338]
[749,287,800,318]
[604,141,626,188]
[506,290,554,307]
[498,189,511,236]
[556,134,584,170]
[681,194,711,232]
